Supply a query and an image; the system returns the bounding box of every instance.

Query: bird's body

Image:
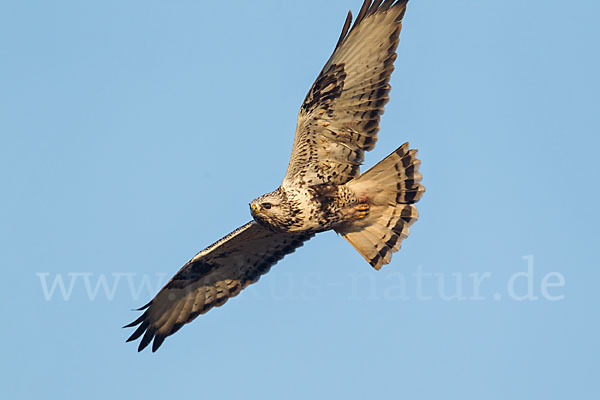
[250,184,360,233]
[125,0,425,352]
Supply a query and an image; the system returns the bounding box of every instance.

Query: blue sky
[1,0,598,398]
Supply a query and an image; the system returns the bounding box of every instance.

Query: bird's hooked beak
[250,203,264,215]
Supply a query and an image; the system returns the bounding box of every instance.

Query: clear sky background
[1,0,598,399]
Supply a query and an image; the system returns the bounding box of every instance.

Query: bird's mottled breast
[282,184,348,232]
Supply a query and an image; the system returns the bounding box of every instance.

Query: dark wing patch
[124,222,313,352]
[301,63,347,115]
[284,0,409,187]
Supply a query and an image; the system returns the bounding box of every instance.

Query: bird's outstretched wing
[283,0,408,187]
[124,222,313,352]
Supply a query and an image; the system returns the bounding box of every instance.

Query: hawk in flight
[125,0,424,352]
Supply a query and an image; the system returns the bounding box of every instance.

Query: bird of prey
[125,0,424,352]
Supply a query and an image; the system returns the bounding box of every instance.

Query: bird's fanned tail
[336,142,424,270]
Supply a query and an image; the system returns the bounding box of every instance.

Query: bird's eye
[262,202,272,210]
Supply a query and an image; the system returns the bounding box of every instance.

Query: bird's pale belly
[275,185,363,233]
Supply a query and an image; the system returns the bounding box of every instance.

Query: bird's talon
[355,203,370,219]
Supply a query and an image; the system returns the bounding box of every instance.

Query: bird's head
[249,188,290,230]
